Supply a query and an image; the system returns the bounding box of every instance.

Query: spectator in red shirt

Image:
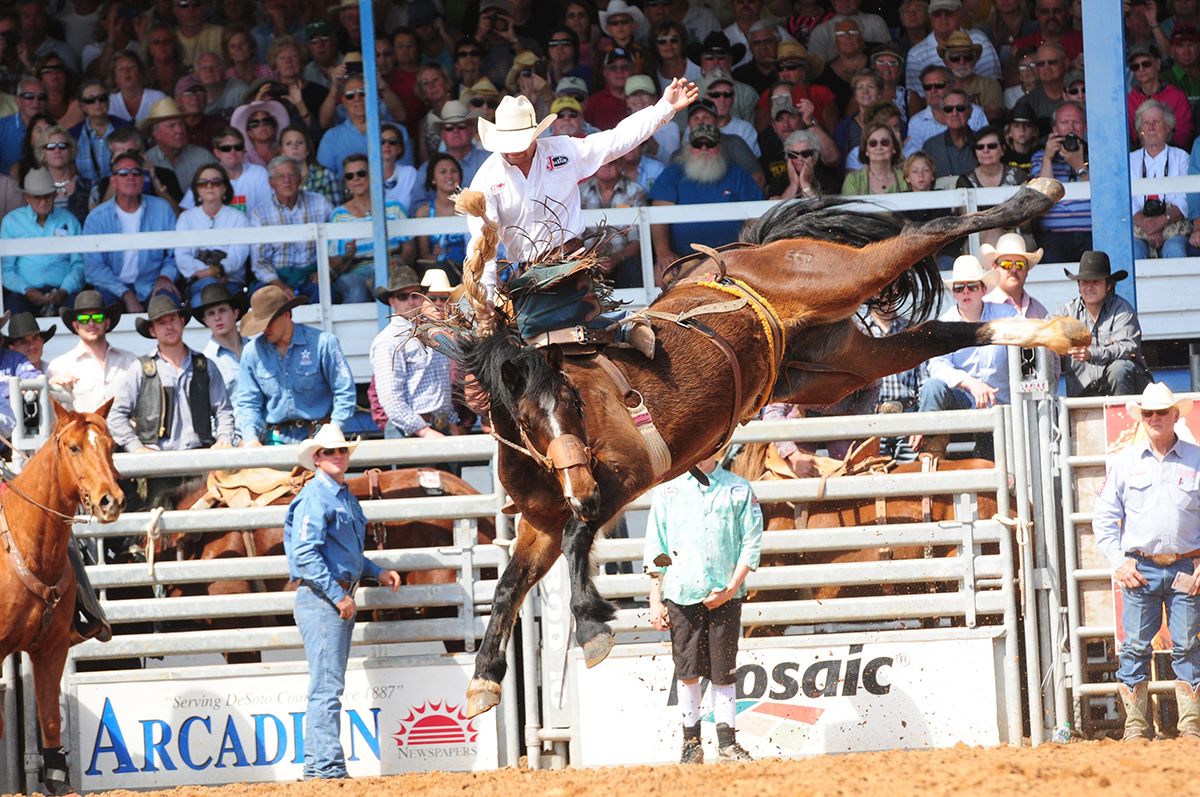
[1012,0,1083,64]
[754,41,835,133]
[1127,43,1194,149]
[585,47,636,130]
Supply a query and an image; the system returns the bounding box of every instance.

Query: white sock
[712,682,737,728]
[679,680,703,726]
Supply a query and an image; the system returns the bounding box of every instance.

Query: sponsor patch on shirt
[490,182,506,194]
[731,484,749,501]
[299,348,313,366]
[546,154,569,171]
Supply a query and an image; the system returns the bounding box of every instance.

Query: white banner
[75,659,498,790]
[573,639,999,766]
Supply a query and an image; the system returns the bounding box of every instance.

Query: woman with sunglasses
[546,28,590,89]
[328,154,415,304]
[1126,44,1194,148]
[956,125,1027,189]
[73,78,127,182]
[175,163,250,297]
[412,153,468,281]
[280,124,340,207]
[841,120,907,195]
[231,99,287,167]
[648,21,700,92]
[379,122,419,212]
[37,126,93,224]
[37,54,84,130]
[562,1,598,69]
[460,78,501,124]
[451,36,486,96]
[770,128,822,200]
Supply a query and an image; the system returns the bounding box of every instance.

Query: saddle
[189,467,313,510]
[760,436,892,482]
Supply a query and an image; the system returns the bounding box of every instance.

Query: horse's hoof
[465,677,502,718]
[43,777,73,797]
[1025,177,1064,203]
[582,632,615,668]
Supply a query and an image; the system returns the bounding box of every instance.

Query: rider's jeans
[295,584,354,779]
[1117,557,1200,688]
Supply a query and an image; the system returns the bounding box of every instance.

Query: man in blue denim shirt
[234,284,357,445]
[285,424,401,779]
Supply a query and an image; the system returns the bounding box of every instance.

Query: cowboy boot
[1118,682,1152,741]
[716,722,753,762]
[679,722,703,765]
[1176,681,1200,738]
[69,543,112,643]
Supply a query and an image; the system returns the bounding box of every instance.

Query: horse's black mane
[740,196,943,324]
[450,317,565,419]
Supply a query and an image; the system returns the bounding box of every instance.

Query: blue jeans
[1118,558,1200,688]
[294,584,354,779]
[1133,234,1188,260]
[918,378,995,460]
[334,262,374,304]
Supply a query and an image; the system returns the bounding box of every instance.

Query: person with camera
[1029,101,1091,264]
[1129,99,1190,260]
[317,73,413,181]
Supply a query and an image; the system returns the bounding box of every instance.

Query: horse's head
[497,344,600,521]
[52,399,125,522]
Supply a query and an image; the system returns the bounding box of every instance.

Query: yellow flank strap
[695,277,785,414]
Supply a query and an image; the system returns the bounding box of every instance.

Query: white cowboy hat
[942,254,1001,289]
[599,0,649,39]
[477,95,556,154]
[421,268,456,294]
[979,232,1044,270]
[298,423,360,470]
[1125,382,1194,418]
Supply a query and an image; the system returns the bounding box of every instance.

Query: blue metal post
[1082,0,1137,308]
[360,0,391,327]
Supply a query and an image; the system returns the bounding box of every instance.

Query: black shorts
[665,598,742,685]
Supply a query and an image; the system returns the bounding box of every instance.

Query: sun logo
[392,701,479,747]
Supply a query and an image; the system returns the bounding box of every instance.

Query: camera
[519,68,533,78]
[264,81,288,98]
[345,60,363,76]
[1142,197,1167,217]
[1061,132,1081,152]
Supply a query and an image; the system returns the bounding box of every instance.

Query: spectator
[903,151,937,195]
[980,233,1048,318]
[864,305,925,461]
[452,36,487,96]
[73,78,127,183]
[1091,382,1200,743]
[142,21,187,96]
[1163,26,1200,104]
[183,126,270,214]
[318,74,412,180]
[142,98,217,189]
[1127,44,1194,149]
[280,125,341,208]
[388,27,425,141]
[5,312,54,373]
[328,153,415,304]
[1030,101,1091,263]
[869,43,909,123]
[723,0,793,70]
[940,30,1003,122]
[83,151,179,312]
[1024,42,1068,132]
[234,284,356,446]
[472,0,529,88]
[461,77,502,124]
[90,126,184,210]
[1003,98,1040,172]
[302,20,342,90]
[1164,0,1200,37]
[405,1,454,76]
[546,28,591,92]
[807,0,890,63]
[691,33,761,125]
[171,0,221,67]
[0,78,48,174]
[194,51,248,118]
[38,54,82,130]
[427,100,487,187]
[11,111,54,183]
[845,100,904,170]
[842,121,907,194]
[1004,47,1039,110]
[175,163,250,297]
[550,94,587,137]
[906,0,1002,99]
[107,51,167,124]
[0,171,25,222]
[563,1,599,69]
[834,70,883,162]
[174,74,223,152]
[645,451,761,765]
[769,128,823,199]
[379,122,420,213]
[755,41,834,133]
[413,154,468,280]
[650,21,702,92]
[264,38,324,135]
[0,312,40,437]
[1012,0,1083,64]
[1130,99,1190,260]
[1056,251,1152,398]
[192,282,247,400]
[250,155,333,303]
[701,69,760,156]
[580,158,648,287]
[231,99,288,168]
[673,98,765,190]
[732,21,780,97]
[986,0,1039,67]
[108,293,235,452]
[761,94,807,193]
[222,24,269,87]
[1063,70,1086,110]
[921,87,979,182]
[597,0,649,75]
[1,168,84,316]
[370,267,456,439]
[46,291,138,414]
[14,0,78,73]
[621,138,666,192]
[416,65,456,164]
[586,47,636,131]
[818,16,870,116]
[897,0,932,55]
[957,124,1026,189]
[650,124,762,281]
[914,255,1016,460]
[903,65,988,155]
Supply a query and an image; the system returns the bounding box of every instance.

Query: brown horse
[447,180,1089,717]
[0,401,124,795]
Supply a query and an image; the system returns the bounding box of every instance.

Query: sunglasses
[216,143,245,152]
[80,94,108,104]
[866,137,892,148]
[176,0,202,6]
[701,53,723,61]
[777,61,803,70]
[469,97,500,108]
[750,38,777,46]
[182,85,205,94]
[1130,59,1155,70]
[429,294,449,302]
[707,90,734,98]
[607,15,634,24]
[457,49,482,57]
[833,29,860,37]
[40,64,66,73]
[343,89,367,100]
[974,141,1000,150]
[195,178,225,187]
[43,141,70,151]
[873,57,901,68]
[113,167,144,177]
[942,103,969,114]
[309,34,332,43]
[76,312,107,324]
[1066,86,1085,95]
[785,149,816,159]
[558,110,579,118]
[1141,408,1171,418]
[657,35,681,45]
[692,140,718,149]
[439,123,468,132]
[995,258,1027,271]
[345,169,369,180]
[952,282,983,293]
[946,53,974,63]
[382,137,404,144]
[1035,58,1063,67]
[247,117,277,128]
[547,39,572,48]
[18,92,48,101]
[320,447,350,456]
[922,81,947,91]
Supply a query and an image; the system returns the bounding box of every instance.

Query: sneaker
[717,741,753,762]
[679,737,704,765]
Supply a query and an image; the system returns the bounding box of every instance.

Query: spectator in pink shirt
[1127,43,1194,148]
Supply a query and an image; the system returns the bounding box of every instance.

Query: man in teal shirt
[644,453,762,764]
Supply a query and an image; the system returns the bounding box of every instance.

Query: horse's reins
[486,411,594,474]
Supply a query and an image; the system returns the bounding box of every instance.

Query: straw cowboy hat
[60,290,119,333]
[21,168,56,196]
[599,0,649,39]
[240,284,306,337]
[421,268,456,295]
[191,282,248,323]
[374,266,423,304]
[1064,250,1128,282]
[137,98,186,134]
[477,95,556,154]
[135,293,190,338]
[505,51,542,93]
[937,30,983,62]
[1126,382,1194,418]
[979,232,1044,270]
[942,254,1001,289]
[4,312,53,345]
[772,41,823,77]
[298,423,360,470]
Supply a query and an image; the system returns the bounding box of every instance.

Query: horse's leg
[467,516,561,718]
[561,516,617,667]
[29,636,72,795]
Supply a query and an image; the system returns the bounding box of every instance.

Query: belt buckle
[1150,553,1180,566]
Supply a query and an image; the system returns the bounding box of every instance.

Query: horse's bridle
[487,374,595,474]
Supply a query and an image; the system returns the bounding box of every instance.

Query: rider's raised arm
[568,94,680,179]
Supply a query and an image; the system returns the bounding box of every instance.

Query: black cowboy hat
[687,32,747,68]
[1064,250,1128,282]
[135,294,190,339]
[60,290,122,334]
[373,266,423,305]
[191,283,248,323]
[4,311,55,345]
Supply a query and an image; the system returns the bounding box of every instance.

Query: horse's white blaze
[986,316,1086,355]
[545,409,577,500]
[87,427,99,449]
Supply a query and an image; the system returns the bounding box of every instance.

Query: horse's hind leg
[467,516,561,718]
[29,633,72,795]
[562,517,617,667]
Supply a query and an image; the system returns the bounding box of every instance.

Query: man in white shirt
[805,0,890,63]
[980,233,1048,319]
[903,65,989,156]
[47,291,139,413]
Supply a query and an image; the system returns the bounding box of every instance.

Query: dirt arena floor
[17,738,1199,797]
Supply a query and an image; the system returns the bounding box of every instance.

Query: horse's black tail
[740,197,944,324]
